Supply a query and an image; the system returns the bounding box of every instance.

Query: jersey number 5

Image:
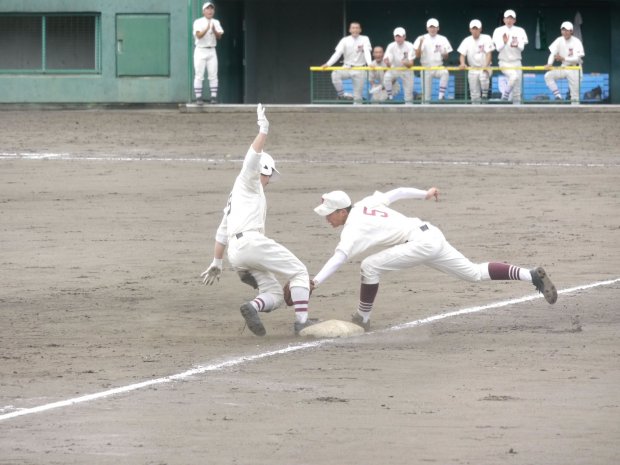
[363,206,388,217]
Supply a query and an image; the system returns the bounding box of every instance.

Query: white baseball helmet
[259,152,280,182]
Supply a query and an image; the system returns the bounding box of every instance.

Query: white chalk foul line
[1,277,618,423]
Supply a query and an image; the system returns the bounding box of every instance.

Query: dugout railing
[309,65,606,105]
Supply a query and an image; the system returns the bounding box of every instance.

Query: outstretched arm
[251,103,269,153]
[312,250,348,288]
[384,187,439,204]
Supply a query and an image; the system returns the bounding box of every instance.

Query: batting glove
[201,258,223,285]
[257,103,269,134]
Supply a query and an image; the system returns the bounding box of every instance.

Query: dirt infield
[1,106,619,464]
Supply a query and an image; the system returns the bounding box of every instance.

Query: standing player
[544,21,585,104]
[413,18,453,102]
[492,9,528,104]
[193,2,224,104]
[311,187,557,331]
[383,27,416,104]
[201,104,316,336]
[321,22,373,104]
[457,19,495,103]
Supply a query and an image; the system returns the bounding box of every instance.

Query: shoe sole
[534,267,558,304]
[240,303,266,336]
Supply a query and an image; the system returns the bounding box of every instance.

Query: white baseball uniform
[457,34,495,102]
[383,40,416,102]
[544,35,585,103]
[215,145,309,308]
[313,188,490,286]
[492,25,528,102]
[325,34,372,102]
[413,34,453,101]
[193,16,224,101]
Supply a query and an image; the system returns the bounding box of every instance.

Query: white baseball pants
[544,68,581,103]
[467,70,492,103]
[359,224,489,285]
[193,47,218,97]
[331,69,365,102]
[421,69,450,102]
[498,60,522,103]
[226,231,309,307]
[383,70,414,102]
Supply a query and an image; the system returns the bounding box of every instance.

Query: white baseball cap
[469,19,482,29]
[561,21,574,30]
[314,191,352,216]
[426,18,439,28]
[393,27,406,37]
[504,9,516,18]
[259,152,280,182]
[202,2,214,10]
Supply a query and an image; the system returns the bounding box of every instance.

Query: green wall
[0,0,190,103]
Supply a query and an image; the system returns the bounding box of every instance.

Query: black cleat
[530,267,558,304]
[240,302,266,336]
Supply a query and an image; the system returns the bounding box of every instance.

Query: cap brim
[269,167,281,182]
[314,204,336,216]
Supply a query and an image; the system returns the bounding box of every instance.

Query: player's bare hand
[201,260,222,285]
[459,63,467,70]
[426,187,439,201]
[503,33,509,43]
[544,64,552,70]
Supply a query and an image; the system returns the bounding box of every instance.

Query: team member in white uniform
[457,19,495,103]
[322,22,373,104]
[383,27,416,104]
[413,18,453,102]
[544,21,585,104]
[368,46,400,102]
[193,2,224,104]
[311,188,557,331]
[492,9,528,103]
[201,105,316,336]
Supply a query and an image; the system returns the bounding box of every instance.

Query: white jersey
[368,59,385,84]
[335,191,426,259]
[215,146,266,243]
[457,34,495,67]
[413,33,453,66]
[492,25,528,62]
[325,35,372,67]
[547,35,585,66]
[384,40,416,67]
[193,17,224,48]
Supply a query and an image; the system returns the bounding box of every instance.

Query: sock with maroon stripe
[488,262,531,281]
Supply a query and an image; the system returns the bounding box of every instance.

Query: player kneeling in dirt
[311,187,557,332]
[201,104,317,336]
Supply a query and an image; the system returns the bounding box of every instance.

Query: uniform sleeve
[239,145,261,187]
[363,36,373,65]
[312,250,347,286]
[214,19,224,34]
[412,36,421,49]
[492,28,505,51]
[443,37,453,54]
[457,38,468,56]
[325,38,345,66]
[193,19,202,35]
[383,187,428,204]
[519,29,529,49]
[485,36,495,53]
[547,38,559,65]
[215,210,229,245]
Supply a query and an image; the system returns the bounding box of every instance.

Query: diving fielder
[311,187,557,332]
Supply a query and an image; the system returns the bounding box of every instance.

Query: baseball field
[1,105,619,464]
